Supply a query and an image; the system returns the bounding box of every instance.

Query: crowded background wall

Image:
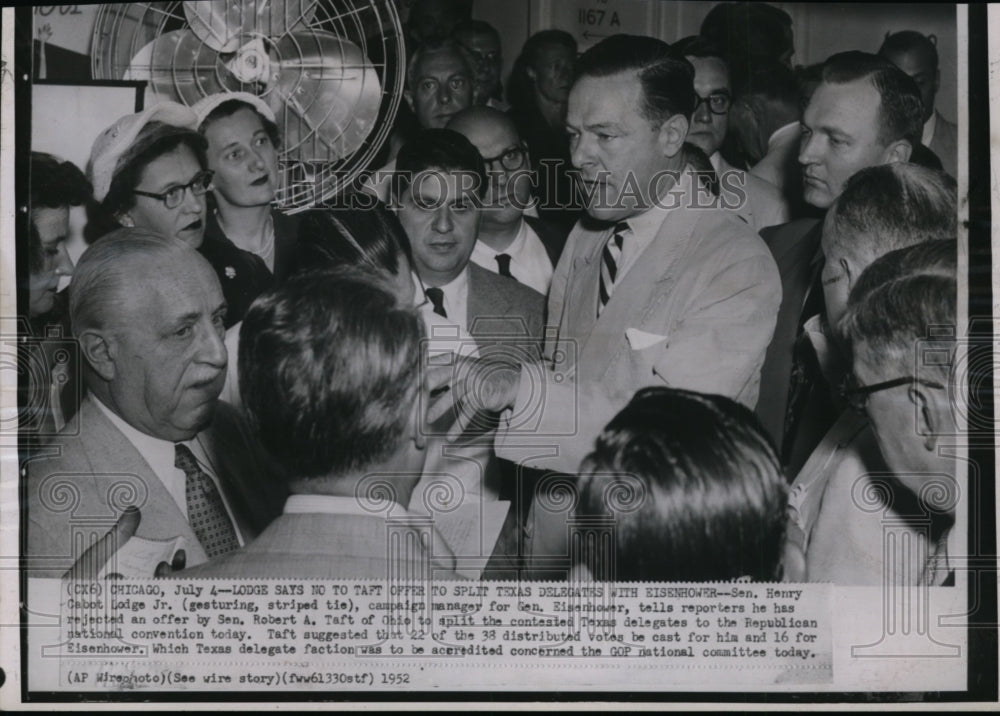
[469,1,958,122]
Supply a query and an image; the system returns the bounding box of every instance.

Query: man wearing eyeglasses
[782,164,956,585]
[454,21,508,111]
[675,36,789,233]
[448,106,567,295]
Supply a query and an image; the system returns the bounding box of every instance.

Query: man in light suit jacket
[879,30,958,179]
[184,272,458,579]
[428,36,781,571]
[25,229,281,578]
[675,35,789,232]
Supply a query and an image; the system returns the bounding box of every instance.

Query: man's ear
[658,113,690,158]
[409,390,427,451]
[78,329,117,382]
[882,138,913,164]
[526,66,537,84]
[909,384,938,452]
[403,89,414,114]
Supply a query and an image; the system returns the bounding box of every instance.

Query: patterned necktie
[598,222,629,316]
[175,443,239,558]
[425,287,447,318]
[495,253,514,279]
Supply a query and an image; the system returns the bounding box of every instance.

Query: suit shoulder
[760,217,821,248]
[470,262,544,306]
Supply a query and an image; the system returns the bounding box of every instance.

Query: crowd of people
[21,1,960,588]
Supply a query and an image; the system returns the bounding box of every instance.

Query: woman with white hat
[192,92,299,284]
[85,101,272,327]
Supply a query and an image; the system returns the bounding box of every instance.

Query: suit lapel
[575,195,701,373]
[76,396,209,564]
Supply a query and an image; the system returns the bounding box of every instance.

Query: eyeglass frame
[481,143,528,173]
[840,375,947,413]
[132,170,215,209]
[692,91,732,116]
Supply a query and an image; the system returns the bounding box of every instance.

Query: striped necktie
[175,443,239,558]
[598,222,629,316]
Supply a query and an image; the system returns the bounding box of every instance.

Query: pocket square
[625,328,668,350]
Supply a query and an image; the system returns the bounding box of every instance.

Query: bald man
[25,228,281,578]
[447,106,567,295]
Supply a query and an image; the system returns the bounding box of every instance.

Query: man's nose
[570,133,594,170]
[693,98,713,124]
[198,322,227,369]
[798,130,821,165]
[432,207,453,233]
[437,83,453,105]
[54,243,74,277]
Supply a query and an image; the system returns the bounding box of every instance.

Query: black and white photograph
[0,0,995,708]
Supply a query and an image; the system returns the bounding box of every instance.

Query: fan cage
[91,0,404,209]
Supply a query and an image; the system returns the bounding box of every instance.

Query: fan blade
[183,0,319,53]
[125,29,260,107]
[269,30,382,161]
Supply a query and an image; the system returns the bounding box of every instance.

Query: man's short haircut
[27,152,92,272]
[732,59,801,110]
[239,271,425,480]
[295,201,414,278]
[506,29,577,111]
[878,30,939,71]
[198,98,281,149]
[30,152,91,210]
[673,34,727,65]
[700,2,793,65]
[406,39,473,92]
[575,386,787,582]
[69,227,190,335]
[394,127,487,199]
[819,51,925,146]
[453,19,500,44]
[840,240,956,384]
[827,162,956,265]
[574,34,697,123]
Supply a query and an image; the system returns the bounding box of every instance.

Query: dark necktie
[175,443,239,558]
[598,222,629,316]
[425,286,447,318]
[781,260,830,468]
[495,253,514,279]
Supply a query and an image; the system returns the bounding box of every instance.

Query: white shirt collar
[610,168,693,283]
[283,493,410,518]
[91,395,190,487]
[922,111,937,147]
[767,121,801,152]
[90,395,239,537]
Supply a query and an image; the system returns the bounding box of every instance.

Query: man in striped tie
[427,35,782,570]
[25,228,281,578]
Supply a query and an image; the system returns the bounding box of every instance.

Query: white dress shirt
[922,111,937,147]
[611,170,692,284]
[92,396,244,545]
[417,266,470,333]
[470,217,554,295]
